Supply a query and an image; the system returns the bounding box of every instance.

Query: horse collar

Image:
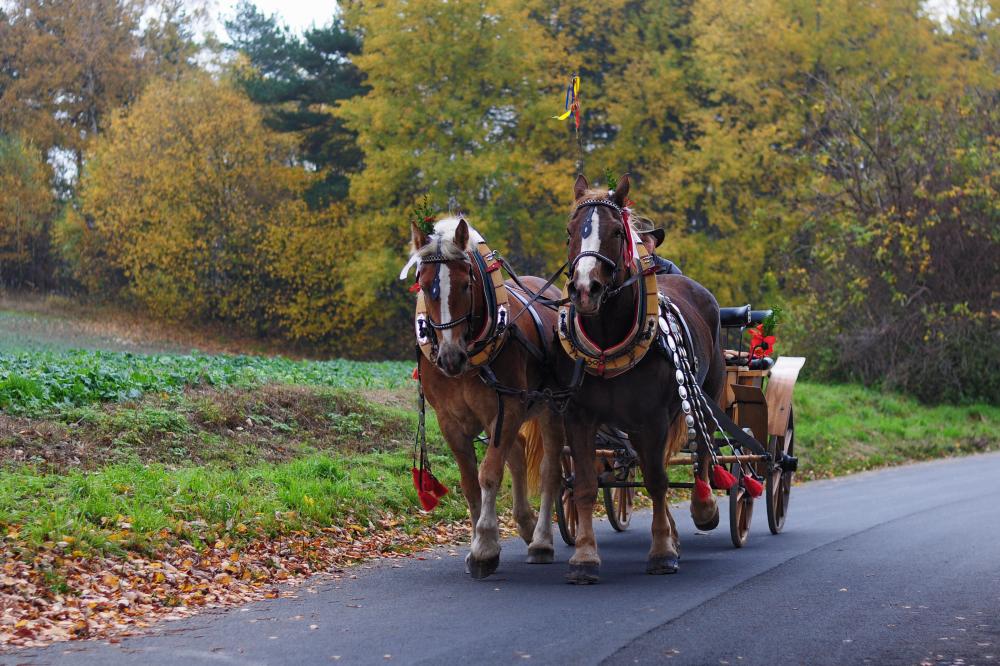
[558,244,660,378]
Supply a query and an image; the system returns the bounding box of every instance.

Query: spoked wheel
[603,464,637,532]
[555,449,578,546]
[767,408,794,535]
[729,462,754,548]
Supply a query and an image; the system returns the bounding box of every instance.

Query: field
[1,302,998,646]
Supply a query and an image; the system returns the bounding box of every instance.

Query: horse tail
[520,418,545,496]
[666,410,688,460]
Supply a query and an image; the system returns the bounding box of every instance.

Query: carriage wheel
[555,450,578,546]
[729,463,754,548]
[766,408,794,535]
[603,465,636,532]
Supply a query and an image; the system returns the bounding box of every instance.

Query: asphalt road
[8,452,1000,666]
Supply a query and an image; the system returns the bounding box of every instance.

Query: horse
[552,173,727,584]
[406,216,565,578]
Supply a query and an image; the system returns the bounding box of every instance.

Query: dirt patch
[0,384,415,472]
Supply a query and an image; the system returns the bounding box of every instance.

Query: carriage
[555,305,805,549]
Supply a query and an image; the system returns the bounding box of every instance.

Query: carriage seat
[720,306,774,328]
[720,305,750,328]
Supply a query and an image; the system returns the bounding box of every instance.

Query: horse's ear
[574,174,589,200]
[411,221,429,250]
[454,218,470,249]
[612,173,630,207]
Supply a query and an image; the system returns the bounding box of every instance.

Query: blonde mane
[400,217,485,279]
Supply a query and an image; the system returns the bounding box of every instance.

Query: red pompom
[412,366,419,380]
[412,467,448,511]
[743,475,764,498]
[712,465,738,490]
[409,282,421,293]
[694,477,713,503]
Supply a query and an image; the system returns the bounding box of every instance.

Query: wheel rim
[767,412,794,534]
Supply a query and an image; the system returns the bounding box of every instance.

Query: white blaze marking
[575,207,602,292]
[438,264,454,343]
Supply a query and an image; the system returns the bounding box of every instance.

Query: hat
[631,214,665,248]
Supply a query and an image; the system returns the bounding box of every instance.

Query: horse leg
[564,416,601,584]
[526,411,564,564]
[633,425,681,574]
[439,419,482,532]
[505,432,537,545]
[467,401,524,579]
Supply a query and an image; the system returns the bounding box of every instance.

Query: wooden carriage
[556,306,805,548]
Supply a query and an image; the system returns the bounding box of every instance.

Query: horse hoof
[565,563,600,585]
[466,553,500,579]
[693,508,720,532]
[525,547,554,564]
[646,556,680,575]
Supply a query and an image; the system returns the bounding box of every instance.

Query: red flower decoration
[748,324,777,359]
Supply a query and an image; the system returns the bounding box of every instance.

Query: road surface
[8,452,1000,665]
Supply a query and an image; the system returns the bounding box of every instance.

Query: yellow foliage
[77,73,315,324]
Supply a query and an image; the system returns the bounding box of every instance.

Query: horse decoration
[552,173,734,584]
[402,216,571,579]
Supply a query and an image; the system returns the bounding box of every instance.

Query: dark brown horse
[407,216,564,578]
[554,174,727,583]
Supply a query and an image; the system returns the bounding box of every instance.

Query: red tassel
[412,467,448,511]
[411,366,419,380]
[431,475,449,498]
[417,489,439,511]
[409,282,421,293]
[743,475,764,498]
[694,477,712,503]
[712,465,738,490]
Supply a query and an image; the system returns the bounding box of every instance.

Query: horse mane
[413,216,485,260]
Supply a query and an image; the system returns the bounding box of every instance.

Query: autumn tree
[74,73,314,326]
[0,135,55,287]
[0,0,201,191]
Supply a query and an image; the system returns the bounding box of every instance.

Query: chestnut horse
[554,174,727,584]
[407,217,564,578]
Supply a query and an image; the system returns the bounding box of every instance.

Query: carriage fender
[766,356,806,438]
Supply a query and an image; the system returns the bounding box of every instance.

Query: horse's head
[411,217,479,377]
[566,173,632,315]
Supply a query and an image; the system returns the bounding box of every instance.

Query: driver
[632,214,682,275]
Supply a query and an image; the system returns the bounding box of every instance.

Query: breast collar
[557,243,660,378]
[414,241,510,369]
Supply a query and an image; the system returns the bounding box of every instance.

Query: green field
[1,341,997,559]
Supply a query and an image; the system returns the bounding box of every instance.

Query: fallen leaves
[1,514,476,651]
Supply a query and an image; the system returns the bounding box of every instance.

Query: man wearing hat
[632,214,683,275]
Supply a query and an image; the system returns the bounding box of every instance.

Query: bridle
[413,241,510,368]
[568,199,627,304]
[418,252,475,336]
[560,195,661,377]
[569,197,643,304]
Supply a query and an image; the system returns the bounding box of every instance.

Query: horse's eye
[464,283,471,292]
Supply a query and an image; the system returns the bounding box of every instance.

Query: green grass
[794,381,999,478]
[0,449,469,556]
